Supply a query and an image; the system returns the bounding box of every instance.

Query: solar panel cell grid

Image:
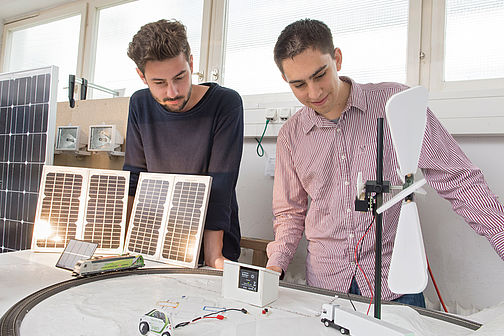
[36,172,82,249]
[161,179,210,266]
[0,67,57,253]
[56,239,98,271]
[127,178,170,257]
[83,174,127,250]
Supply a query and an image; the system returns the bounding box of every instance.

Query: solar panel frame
[0,66,58,253]
[125,173,212,268]
[159,174,212,268]
[32,166,130,254]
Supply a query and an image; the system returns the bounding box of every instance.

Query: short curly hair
[274,19,335,74]
[127,19,191,74]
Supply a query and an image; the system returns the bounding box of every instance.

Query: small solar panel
[32,166,129,254]
[83,169,129,254]
[32,165,87,252]
[56,239,98,271]
[0,66,58,253]
[125,173,212,268]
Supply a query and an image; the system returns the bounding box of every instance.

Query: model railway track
[0,268,481,336]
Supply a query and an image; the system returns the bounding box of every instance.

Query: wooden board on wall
[54,97,130,170]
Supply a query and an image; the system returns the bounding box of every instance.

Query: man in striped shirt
[266,19,504,308]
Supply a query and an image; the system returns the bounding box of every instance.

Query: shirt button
[349,233,354,238]
[344,181,350,186]
[337,128,341,133]
[341,155,346,160]
[346,208,352,213]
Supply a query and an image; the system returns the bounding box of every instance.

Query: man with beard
[124,19,243,269]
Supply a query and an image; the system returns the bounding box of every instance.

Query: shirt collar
[301,76,367,134]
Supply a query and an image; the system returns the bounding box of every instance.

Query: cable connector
[241,308,248,314]
[216,315,225,320]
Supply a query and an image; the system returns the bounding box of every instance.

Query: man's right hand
[267,265,282,274]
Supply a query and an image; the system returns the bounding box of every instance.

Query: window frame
[84,0,212,97]
[422,0,504,135]
[213,0,423,110]
[427,0,504,98]
[0,1,88,77]
[1,0,503,135]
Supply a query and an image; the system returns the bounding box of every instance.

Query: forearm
[267,132,307,271]
[266,215,305,272]
[420,109,504,260]
[203,229,226,269]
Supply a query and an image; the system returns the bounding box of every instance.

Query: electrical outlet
[265,108,278,121]
[278,108,291,121]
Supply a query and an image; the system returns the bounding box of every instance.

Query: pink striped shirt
[266,77,504,300]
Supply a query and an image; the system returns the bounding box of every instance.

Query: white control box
[222,260,280,307]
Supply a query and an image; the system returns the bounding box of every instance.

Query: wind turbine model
[354,86,428,319]
[379,86,429,294]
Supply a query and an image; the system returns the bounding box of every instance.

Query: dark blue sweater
[123,82,243,261]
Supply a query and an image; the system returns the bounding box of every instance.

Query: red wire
[354,218,375,315]
[427,256,448,312]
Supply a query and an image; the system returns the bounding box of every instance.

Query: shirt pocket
[352,141,377,183]
[352,140,402,185]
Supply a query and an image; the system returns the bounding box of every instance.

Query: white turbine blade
[386,86,428,177]
[388,201,428,294]
[415,187,427,196]
[396,168,405,184]
[356,172,365,199]
[377,178,427,214]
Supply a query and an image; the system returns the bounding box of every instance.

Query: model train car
[73,254,145,276]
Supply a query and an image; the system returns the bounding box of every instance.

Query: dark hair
[274,19,335,74]
[127,19,191,74]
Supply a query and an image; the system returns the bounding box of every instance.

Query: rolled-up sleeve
[419,108,504,260]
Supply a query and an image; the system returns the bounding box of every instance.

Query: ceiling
[0,0,75,22]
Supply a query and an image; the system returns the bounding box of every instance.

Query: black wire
[174,308,247,328]
[347,216,375,311]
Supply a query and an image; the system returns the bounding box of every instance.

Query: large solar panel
[0,66,58,253]
[125,173,212,268]
[32,166,129,254]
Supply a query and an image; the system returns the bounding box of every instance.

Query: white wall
[419,136,504,314]
[237,135,504,314]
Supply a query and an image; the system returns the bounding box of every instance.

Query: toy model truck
[320,304,414,335]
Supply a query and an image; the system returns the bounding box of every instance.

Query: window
[223,0,410,96]
[92,0,205,98]
[3,15,82,102]
[444,0,504,82]
[1,0,504,134]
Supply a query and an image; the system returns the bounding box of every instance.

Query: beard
[157,85,193,113]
